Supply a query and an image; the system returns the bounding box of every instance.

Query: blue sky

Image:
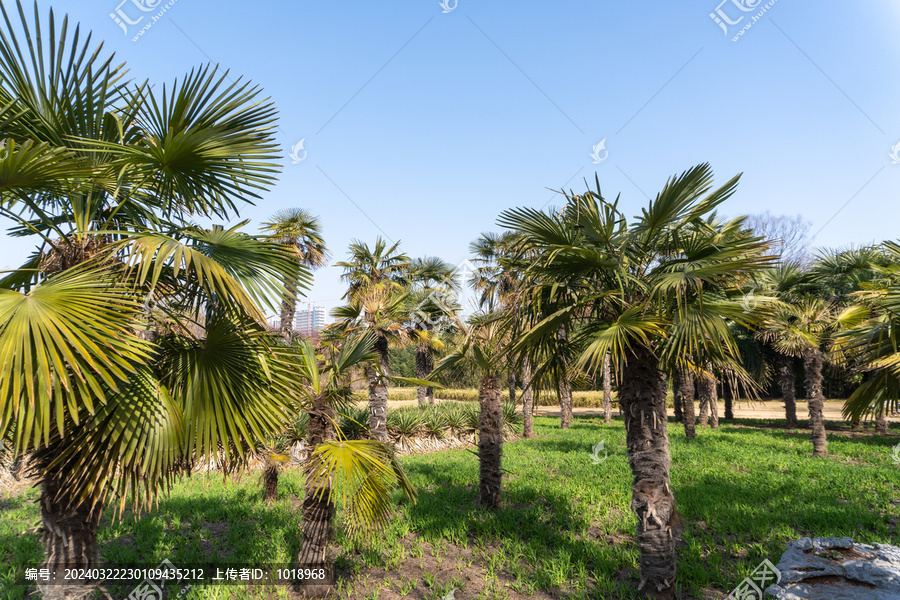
[3,0,900,319]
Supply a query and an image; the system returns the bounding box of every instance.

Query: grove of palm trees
[1,3,898,600]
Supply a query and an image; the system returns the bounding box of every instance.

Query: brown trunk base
[620,345,680,599]
[34,447,101,600]
[264,465,279,502]
[478,375,503,508]
[522,360,535,438]
[558,380,573,430]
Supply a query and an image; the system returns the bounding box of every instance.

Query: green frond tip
[306,440,416,537]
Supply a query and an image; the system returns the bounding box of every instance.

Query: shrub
[338,406,370,440]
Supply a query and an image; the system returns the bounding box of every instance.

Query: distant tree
[261,209,329,343]
[407,257,458,405]
[334,239,411,441]
[745,212,812,266]
[837,241,900,431]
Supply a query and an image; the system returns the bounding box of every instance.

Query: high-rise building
[296,305,326,336]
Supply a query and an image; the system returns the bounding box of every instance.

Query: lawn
[2,414,898,600]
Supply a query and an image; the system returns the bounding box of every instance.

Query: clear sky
[3,0,900,320]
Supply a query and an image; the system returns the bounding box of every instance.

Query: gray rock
[765,537,900,600]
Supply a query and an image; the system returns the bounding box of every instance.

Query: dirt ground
[386,398,898,424]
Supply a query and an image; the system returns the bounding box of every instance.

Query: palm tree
[471,232,537,434]
[752,264,815,428]
[334,239,411,441]
[433,313,509,508]
[673,369,697,440]
[261,209,329,342]
[293,332,416,595]
[837,241,900,430]
[602,353,613,424]
[332,283,410,442]
[500,166,772,598]
[760,299,848,456]
[407,256,458,405]
[0,6,303,596]
[335,237,409,301]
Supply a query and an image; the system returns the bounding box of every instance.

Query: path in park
[385,398,898,423]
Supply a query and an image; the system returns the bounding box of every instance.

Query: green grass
[2,415,898,599]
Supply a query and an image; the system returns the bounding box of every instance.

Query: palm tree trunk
[672,375,683,423]
[676,369,696,441]
[698,378,710,428]
[508,369,517,406]
[34,445,100,600]
[777,353,798,428]
[802,347,828,456]
[707,375,719,429]
[478,374,503,508]
[724,383,734,421]
[299,394,336,595]
[603,353,613,425]
[557,378,573,429]
[366,337,390,442]
[876,407,889,435]
[619,344,680,600]
[279,274,299,343]
[263,465,279,502]
[416,342,429,407]
[425,349,435,405]
[522,358,535,438]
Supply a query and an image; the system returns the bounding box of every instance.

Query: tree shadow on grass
[397,459,644,599]
[712,422,900,450]
[94,480,304,598]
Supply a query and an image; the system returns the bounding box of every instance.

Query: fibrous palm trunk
[508,369,517,407]
[603,353,613,425]
[299,394,336,596]
[557,378,573,430]
[876,408,888,435]
[672,375,683,423]
[279,273,299,343]
[416,342,429,407]
[34,445,100,600]
[706,375,719,429]
[619,344,680,599]
[263,464,279,502]
[698,378,710,428]
[676,370,696,441]
[724,384,734,421]
[802,346,828,456]
[522,358,535,438]
[366,337,390,442]
[478,374,503,508]
[425,350,435,405]
[777,353,798,428]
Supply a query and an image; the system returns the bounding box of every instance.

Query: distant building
[296,305,326,337]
